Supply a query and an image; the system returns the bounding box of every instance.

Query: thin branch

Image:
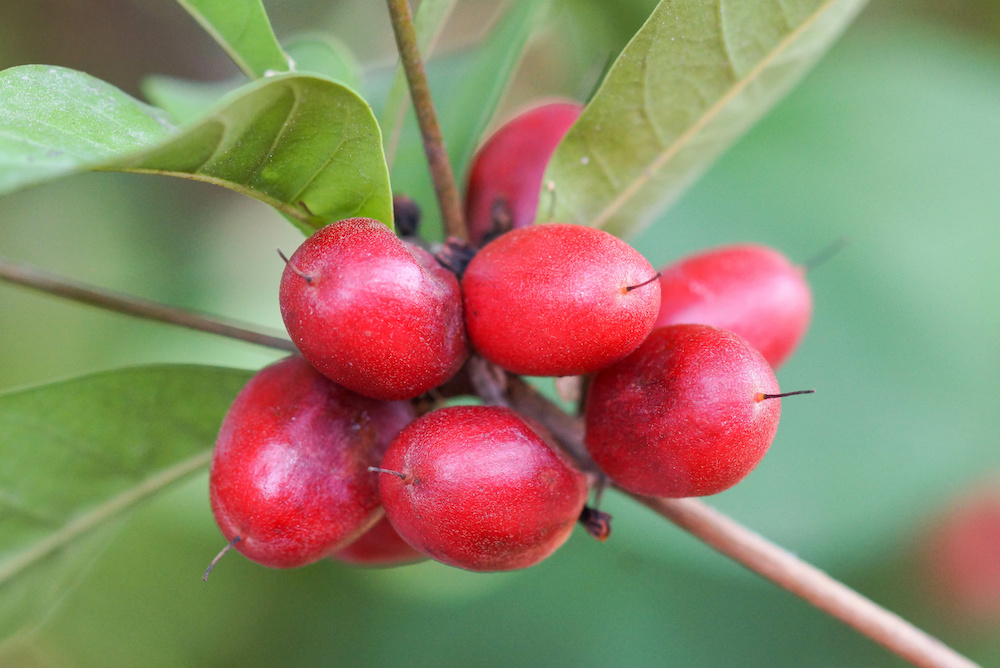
[629,495,979,668]
[498,371,976,668]
[385,0,466,240]
[0,256,297,353]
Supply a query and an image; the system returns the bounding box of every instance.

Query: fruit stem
[803,237,850,273]
[625,273,661,293]
[0,256,297,352]
[578,506,612,542]
[368,466,411,483]
[757,389,816,401]
[203,536,241,582]
[276,249,314,284]
[385,0,467,240]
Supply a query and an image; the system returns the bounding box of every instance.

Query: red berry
[654,244,812,369]
[377,406,588,572]
[918,485,1000,625]
[462,223,660,377]
[279,218,468,400]
[209,356,416,569]
[330,516,425,567]
[585,324,782,498]
[464,101,582,246]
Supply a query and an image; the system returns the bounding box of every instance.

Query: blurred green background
[2,0,1000,665]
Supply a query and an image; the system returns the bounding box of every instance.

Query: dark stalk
[0,256,296,352]
[385,0,466,240]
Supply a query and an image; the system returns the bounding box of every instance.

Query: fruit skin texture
[378,405,588,572]
[462,223,660,377]
[585,324,781,498]
[330,516,426,567]
[654,244,812,369]
[279,218,468,401]
[464,101,582,247]
[209,356,416,569]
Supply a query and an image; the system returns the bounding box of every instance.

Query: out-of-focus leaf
[540,0,868,238]
[380,0,461,168]
[0,65,393,232]
[0,365,252,642]
[285,35,362,90]
[175,0,290,78]
[624,24,1000,573]
[143,35,363,126]
[388,0,551,239]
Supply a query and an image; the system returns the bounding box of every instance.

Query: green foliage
[143,35,363,125]
[175,0,290,78]
[541,0,868,238]
[0,365,251,640]
[0,66,174,195]
[0,66,393,232]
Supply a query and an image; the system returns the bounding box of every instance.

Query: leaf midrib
[0,450,212,586]
[589,0,848,229]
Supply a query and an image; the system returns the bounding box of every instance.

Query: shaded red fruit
[279,218,468,400]
[464,101,582,247]
[585,324,781,498]
[918,483,1000,626]
[377,406,588,572]
[209,356,416,569]
[654,244,812,369]
[462,223,660,377]
[330,516,425,567]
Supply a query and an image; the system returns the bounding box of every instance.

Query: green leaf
[285,34,362,91]
[380,0,461,168]
[0,65,394,232]
[539,0,868,238]
[0,365,252,641]
[143,35,363,126]
[176,0,290,79]
[0,66,175,195]
[387,0,551,239]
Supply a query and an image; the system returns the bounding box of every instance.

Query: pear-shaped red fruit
[209,356,415,569]
[376,406,588,571]
[654,244,812,369]
[330,516,425,568]
[462,223,660,377]
[279,218,468,400]
[464,101,582,246]
[585,324,782,498]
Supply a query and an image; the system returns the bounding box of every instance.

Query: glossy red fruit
[585,324,782,498]
[462,223,660,377]
[209,356,416,569]
[377,405,588,572]
[279,218,468,400]
[654,244,812,369]
[464,101,582,247]
[330,516,425,567]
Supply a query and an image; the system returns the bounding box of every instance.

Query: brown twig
[0,256,297,352]
[496,371,976,668]
[628,495,978,668]
[385,0,466,240]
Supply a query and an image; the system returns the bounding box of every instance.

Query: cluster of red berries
[206,102,813,576]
